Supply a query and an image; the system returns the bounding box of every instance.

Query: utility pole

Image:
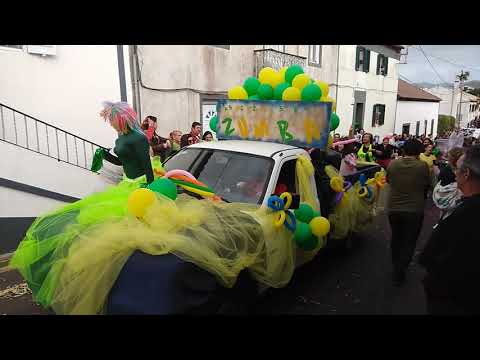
[456,70,470,129]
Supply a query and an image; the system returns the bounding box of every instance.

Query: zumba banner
[216,99,331,149]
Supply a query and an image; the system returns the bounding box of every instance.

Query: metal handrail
[0,102,107,172]
[253,49,307,77]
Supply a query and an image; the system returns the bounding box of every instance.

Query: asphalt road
[0,199,440,315]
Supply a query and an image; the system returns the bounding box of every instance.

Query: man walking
[419,146,480,314]
[386,139,431,286]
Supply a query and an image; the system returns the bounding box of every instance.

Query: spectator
[202,131,214,142]
[355,133,375,162]
[333,133,341,142]
[386,139,431,286]
[432,147,464,219]
[169,130,182,153]
[180,122,202,148]
[375,136,396,169]
[419,145,480,314]
[141,116,171,162]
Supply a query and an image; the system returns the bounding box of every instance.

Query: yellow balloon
[292,73,311,91]
[228,86,248,100]
[258,67,276,83]
[128,188,156,218]
[279,66,288,82]
[310,216,331,237]
[282,87,301,101]
[315,81,329,98]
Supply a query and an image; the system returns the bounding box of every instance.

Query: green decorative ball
[249,95,260,100]
[285,65,304,84]
[300,234,320,251]
[294,221,313,248]
[257,83,274,100]
[147,178,177,201]
[294,203,314,223]
[330,113,340,131]
[243,77,261,96]
[273,82,290,100]
[301,83,322,101]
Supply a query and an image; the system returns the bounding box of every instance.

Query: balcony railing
[0,102,106,172]
[254,49,307,77]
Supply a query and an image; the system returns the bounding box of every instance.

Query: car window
[164,148,273,204]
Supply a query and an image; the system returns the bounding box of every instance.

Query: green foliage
[438,115,456,135]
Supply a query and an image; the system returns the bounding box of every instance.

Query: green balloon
[273,82,290,100]
[249,95,260,100]
[300,234,320,251]
[294,221,313,248]
[285,65,304,84]
[294,203,314,223]
[148,178,177,201]
[209,115,218,133]
[330,113,340,131]
[243,77,260,96]
[301,83,322,101]
[257,84,274,100]
[312,210,321,218]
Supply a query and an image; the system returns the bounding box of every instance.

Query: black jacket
[419,194,480,311]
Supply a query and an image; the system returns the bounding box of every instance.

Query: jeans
[388,212,424,274]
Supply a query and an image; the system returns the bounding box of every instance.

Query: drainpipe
[129,45,142,121]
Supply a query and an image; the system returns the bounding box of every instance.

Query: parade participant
[432,147,464,219]
[375,136,395,169]
[386,139,431,286]
[202,131,214,142]
[355,133,376,162]
[419,145,480,314]
[180,122,202,148]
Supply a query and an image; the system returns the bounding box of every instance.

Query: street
[0,200,440,315]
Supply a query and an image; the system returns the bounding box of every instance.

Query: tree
[466,88,480,97]
[438,115,456,136]
[456,71,470,82]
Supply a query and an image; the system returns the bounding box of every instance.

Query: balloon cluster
[127,170,222,218]
[268,193,330,251]
[212,65,341,134]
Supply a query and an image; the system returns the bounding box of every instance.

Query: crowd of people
[329,127,480,315]
[140,116,215,162]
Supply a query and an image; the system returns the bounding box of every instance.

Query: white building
[395,80,441,137]
[0,45,131,254]
[421,85,480,128]
[132,45,402,139]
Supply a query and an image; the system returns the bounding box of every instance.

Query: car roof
[188,140,301,158]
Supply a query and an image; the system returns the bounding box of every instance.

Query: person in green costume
[9,101,155,310]
[99,101,154,184]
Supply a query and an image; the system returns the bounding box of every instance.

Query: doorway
[402,123,410,135]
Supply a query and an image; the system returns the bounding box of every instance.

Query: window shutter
[355,47,361,71]
[376,54,382,75]
[372,105,377,127]
[380,105,385,125]
[384,56,389,76]
[364,50,370,72]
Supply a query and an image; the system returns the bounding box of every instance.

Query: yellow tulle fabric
[296,155,320,212]
[38,193,296,315]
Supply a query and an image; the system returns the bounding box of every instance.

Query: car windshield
[164,148,274,204]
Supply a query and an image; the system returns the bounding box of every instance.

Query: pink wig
[100,101,142,135]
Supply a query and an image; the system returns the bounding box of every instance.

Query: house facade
[395,80,441,137]
[421,85,480,128]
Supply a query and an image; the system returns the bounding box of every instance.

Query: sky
[398,45,480,84]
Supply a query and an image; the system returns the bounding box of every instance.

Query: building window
[356,46,370,73]
[308,45,322,67]
[209,45,230,50]
[416,121,420,136]
[372,104,385,127]
[264,45,286,53]
[376,54,389,76]
[402,123,410,135]
[431,119,434,136]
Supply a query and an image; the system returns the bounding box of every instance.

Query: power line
[416,45,450,85]
[412,46,480,72]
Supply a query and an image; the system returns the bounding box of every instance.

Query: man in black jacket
[419,145,480,314]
